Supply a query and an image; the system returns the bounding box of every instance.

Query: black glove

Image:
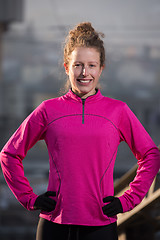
[34,191,56,212]
[102,196,123,217]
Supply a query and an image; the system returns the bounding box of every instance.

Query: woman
[0,22,160,240]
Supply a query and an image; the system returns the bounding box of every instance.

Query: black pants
[36,217,118,240]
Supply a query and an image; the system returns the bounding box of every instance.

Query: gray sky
[24,0,160,27]
[12,0,160,45]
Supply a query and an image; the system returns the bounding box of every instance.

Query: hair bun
[76,22,95,33]
[69,22,95,39]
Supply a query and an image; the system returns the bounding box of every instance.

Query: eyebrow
[73,61,99,64]
[89,62,99,64]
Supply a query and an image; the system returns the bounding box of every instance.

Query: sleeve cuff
[28,194,38,211]
[118,195,133,213]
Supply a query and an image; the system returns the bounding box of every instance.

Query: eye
[89,64,96,68]
[74,63,82,67]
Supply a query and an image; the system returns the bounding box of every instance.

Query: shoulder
[38,95,66,121]
[41,95,64,108]
[101,95,126,110]
[43,94,65,104]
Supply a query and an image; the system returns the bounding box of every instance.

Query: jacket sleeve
[0,101,47,211]
[118,103,160,213]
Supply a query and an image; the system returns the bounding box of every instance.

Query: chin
[78,86,93,92]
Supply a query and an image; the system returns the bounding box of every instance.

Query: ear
[101,64,105,71]
[64,63,69,75]
[99,64,105,76]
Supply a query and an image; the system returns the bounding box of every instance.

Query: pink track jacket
[0,89,160,226]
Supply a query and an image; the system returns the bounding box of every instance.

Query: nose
[82,66,89,76]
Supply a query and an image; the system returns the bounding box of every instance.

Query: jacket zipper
[82,99,86,124]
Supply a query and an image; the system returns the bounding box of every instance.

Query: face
[64,47,104,99]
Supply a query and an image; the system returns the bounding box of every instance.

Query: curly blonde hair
[64,22,105,67]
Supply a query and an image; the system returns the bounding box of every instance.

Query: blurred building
[0,0,24,141]
[0,1,37,239]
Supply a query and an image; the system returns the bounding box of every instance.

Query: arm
[118,103,160,213]
[0,102,47,210]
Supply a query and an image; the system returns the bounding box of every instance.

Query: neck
[71,89,97,99]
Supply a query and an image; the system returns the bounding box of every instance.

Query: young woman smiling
[0,22,160,240]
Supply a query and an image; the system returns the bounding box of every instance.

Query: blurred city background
[0,0,160,239]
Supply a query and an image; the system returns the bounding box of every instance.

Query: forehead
[70,47,100,62]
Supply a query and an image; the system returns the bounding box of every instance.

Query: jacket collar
[64,88,103,103]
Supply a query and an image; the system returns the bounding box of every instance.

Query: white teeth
[79,80,90,83]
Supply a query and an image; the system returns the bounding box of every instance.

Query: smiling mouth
[77,79,92,83]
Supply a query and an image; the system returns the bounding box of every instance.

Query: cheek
[92,69,101,78]
[70,68,81,78]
